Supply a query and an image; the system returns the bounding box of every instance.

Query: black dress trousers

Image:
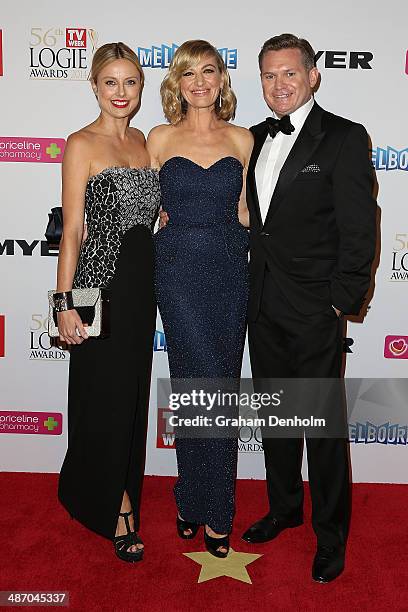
[248,267,350,548]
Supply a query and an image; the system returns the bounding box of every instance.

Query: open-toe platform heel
[177,515,200,539]
[113,510,144,563]
[204,529,229,558]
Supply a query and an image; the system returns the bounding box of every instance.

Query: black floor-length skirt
[58,226,156,539]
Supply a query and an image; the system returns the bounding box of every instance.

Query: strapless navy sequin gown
[155,156,249,533]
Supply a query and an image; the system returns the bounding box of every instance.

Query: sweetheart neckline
[87,166,158,182]
[160,156,243,172]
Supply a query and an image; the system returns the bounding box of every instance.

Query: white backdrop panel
[0,0,407,482]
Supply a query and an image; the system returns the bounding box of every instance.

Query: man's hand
[159,209,169,229]
[332,306,342,318]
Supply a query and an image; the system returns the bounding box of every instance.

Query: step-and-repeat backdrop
[1,1,407,482]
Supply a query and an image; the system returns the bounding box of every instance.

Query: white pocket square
[301,163,321,173]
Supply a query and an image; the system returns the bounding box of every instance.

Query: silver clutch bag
[47,288,110,338]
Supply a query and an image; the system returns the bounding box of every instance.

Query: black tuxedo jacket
[247,102,377,318]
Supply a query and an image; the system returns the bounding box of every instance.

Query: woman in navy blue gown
[148,40,253,557]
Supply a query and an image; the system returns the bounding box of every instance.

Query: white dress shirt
[255,97,314,224]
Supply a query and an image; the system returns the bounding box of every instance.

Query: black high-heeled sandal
[204,528,229,558]
[113,510,144,563]
[177,515,200,539]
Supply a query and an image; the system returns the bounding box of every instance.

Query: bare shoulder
[226,124,254,164]
[62,127,99,185]
[66,128,91,146]
[64,129,94,162]
[146,124,174,165]
[228,123,254,146]
[128,126,146,144]
[147,123,172,144]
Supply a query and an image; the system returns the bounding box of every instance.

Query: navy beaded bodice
[159,156,243,225]
[155,156,248,269]
[74,167,160,288]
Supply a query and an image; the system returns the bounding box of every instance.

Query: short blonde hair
[160,40,236,124]
[90,42,144,90]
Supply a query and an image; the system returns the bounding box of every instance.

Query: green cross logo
[44,416,58,431]
[45,143,61,159]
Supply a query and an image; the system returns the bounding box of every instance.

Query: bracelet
[53,291,74,312]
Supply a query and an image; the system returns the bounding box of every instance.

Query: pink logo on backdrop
[0,411,63,435]
[0,137,65,163]
[384,335,408,359]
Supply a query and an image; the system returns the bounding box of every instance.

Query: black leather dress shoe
[241,515,303,543]
[312,546,345,583]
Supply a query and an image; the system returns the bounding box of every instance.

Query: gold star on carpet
[183,548,262,583]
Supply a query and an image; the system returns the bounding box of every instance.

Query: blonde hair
[160,40,236,124]
[90,42,144,90]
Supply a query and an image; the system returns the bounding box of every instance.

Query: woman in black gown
[55,43,160,562]
[148,40,253,557]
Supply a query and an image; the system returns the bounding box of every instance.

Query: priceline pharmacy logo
[0,411,63,435]
[0,137,65,163]
[371,146,408,171]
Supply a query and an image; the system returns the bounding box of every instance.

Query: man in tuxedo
[241,34,377,582]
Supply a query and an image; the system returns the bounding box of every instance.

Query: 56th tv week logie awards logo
[29,26,98,80]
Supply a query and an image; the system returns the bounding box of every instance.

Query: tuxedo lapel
[248,124,268,227]
[264,103,326,225]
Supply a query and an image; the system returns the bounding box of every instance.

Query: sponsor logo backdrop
[0,0,407,482]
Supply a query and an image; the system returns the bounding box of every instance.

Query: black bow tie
[265,115,295,138]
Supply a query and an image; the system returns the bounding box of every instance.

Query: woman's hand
[57,310,89,345]
[159,209,169,229]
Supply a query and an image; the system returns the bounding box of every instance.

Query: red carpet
[0,474,407,611]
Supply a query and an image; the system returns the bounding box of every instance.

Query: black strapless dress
[154,156,249,533]
[58,167,160,539]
